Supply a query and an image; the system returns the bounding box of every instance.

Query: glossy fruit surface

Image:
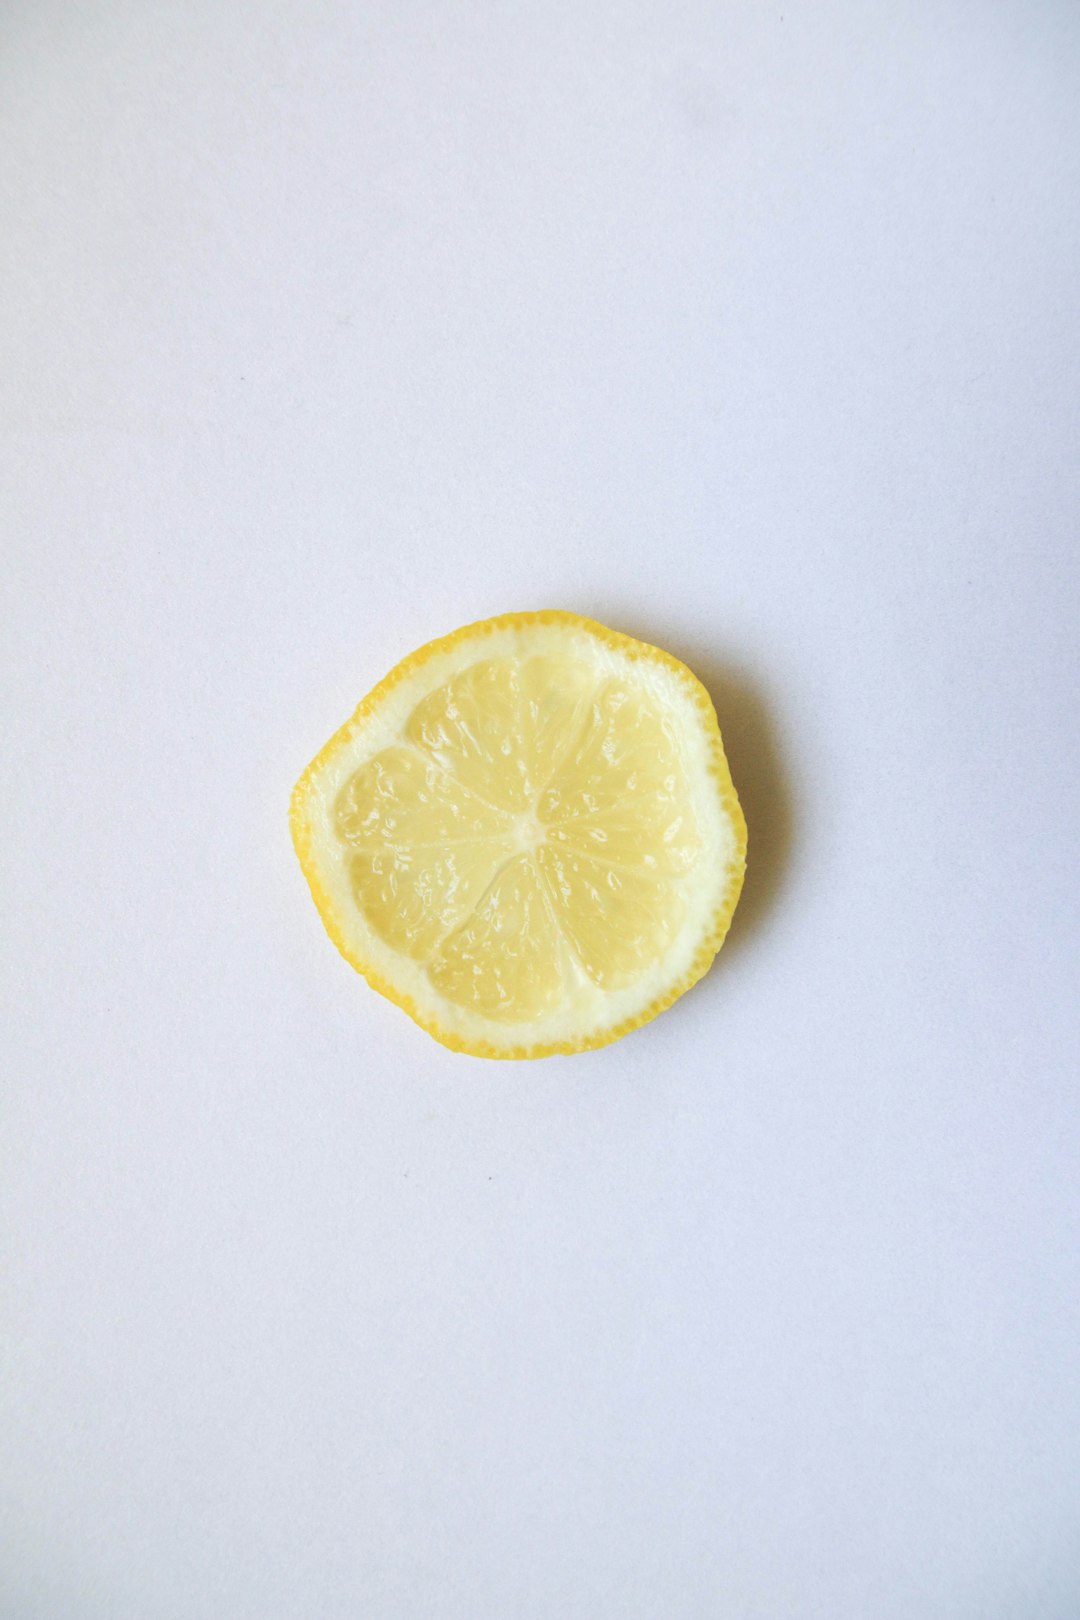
[290,612,746,1057]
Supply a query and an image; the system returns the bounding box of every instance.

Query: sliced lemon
[290,611,746,1057]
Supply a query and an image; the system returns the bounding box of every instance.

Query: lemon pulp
[334,655,701,1020]
[291,613,745,1057]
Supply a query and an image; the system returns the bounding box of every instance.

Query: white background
[3,2,1079,1616]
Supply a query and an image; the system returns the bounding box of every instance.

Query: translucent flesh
[333,656,702,1020]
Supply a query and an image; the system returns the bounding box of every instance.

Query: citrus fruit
[290,611,746,1057]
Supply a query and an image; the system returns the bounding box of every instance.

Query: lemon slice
[290,612,746,1057]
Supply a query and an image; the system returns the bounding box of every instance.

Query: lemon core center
[512,808,547,855]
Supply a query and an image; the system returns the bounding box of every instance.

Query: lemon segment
[538,680,702,875]
[405,655,596,811]
[291,612,746,1057]
[428,855,567,1021]
[535,844,686,991]
[343,840,518,961]
[334,746,510,847]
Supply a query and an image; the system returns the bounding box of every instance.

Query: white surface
[3,2,1079,1616]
